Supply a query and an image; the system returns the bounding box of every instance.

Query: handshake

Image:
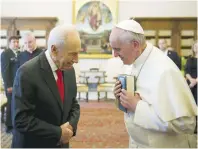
[59,122,73,144]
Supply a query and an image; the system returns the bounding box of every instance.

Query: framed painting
[72,0,118,59]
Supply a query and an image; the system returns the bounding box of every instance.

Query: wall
[118,0,197,21]
[2,0,197,24]
[1,0,72,24]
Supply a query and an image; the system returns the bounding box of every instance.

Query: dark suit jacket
[167,50,181,70]
[18,48,42,67]
[11,51,80,148]
[1,48,20,90]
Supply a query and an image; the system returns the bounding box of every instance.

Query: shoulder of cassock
[149,49,197,122]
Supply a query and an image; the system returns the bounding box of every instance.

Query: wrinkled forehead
[23,35,35,42]
[109,28,122,47]
[66,31,81,53]
[10,39,19,43]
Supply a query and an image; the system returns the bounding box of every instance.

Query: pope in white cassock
[110,19,197,148]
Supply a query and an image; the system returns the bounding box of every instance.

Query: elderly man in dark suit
[18,32,42,67]
[158,39,181,69]
[11,24,81,148]
[1,36,20,133]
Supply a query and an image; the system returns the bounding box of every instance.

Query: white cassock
[123,42,197,148]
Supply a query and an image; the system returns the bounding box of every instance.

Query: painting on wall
[72,0,118,58]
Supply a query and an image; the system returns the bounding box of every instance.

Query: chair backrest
[90,68,99,72]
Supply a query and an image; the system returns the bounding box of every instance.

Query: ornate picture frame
[72,0,118,59]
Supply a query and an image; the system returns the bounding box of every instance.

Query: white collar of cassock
[132,42,153,73]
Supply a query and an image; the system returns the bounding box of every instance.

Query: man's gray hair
[47,24,77,51]
[22,32,36,40]
[116,28,146,46]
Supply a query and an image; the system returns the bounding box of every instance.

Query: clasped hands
[60,122,73,144]
[114,80,141,112]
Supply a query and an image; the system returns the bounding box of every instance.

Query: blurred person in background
[185,40,197,134]
[18,32,42,67]
[185,40,198,103]
[1,36,20,133]
[158,39,181,69]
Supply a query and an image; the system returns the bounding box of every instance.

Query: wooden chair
[77,74,89,102]
[95,73,116,102]
[73,64,89,102]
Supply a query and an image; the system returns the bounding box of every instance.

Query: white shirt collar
[11,49,18,56]
[45,50,58,73]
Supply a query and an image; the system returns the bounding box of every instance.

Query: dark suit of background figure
[1,48,20,128]
[185,56,197,104]
[167,50,181,69]
[185,56,197,134]
[18,48,42,67]
[11,52,80,148]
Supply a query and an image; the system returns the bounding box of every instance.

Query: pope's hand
[119,89,141,112]
[113,81,122,99]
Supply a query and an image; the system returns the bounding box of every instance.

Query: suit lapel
[39,52,63,111]
[63,71,69,109]
[167,50,173,59]
[8,48,15,57]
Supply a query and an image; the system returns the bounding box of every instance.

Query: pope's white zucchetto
[115,19,144,35]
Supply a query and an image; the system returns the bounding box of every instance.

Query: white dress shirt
[123,42,197,148]
[11,49,19,56]
[45,50,58,81]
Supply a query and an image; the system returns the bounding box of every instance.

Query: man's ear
[51,45,58,56]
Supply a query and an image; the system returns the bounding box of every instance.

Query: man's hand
[113,81,121,99]
[189,78,197,88]
[7,87,12,93]
[67,123,73,132]
[60,122,73,144]
[119,89,141,112]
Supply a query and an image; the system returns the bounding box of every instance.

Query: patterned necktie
[56,69,64,102]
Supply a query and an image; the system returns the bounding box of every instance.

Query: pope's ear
[132,40,140,48]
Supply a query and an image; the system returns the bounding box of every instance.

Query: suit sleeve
[184,58,191,75]
[12,67,62,143]
[174,53,181,70]
[68,68,80,136]
[1,51,12,88]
